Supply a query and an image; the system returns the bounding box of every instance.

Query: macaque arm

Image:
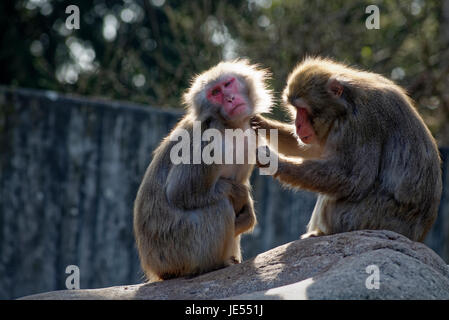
[253,115,321,159]
[274,145,380,199]
[165,163,234,210]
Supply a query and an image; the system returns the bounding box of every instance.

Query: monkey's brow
[207,78,229,89]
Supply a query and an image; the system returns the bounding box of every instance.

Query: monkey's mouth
[300,135,312,143]
[230,103,245,115]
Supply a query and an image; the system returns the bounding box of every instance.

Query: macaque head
[206,76,250,121]
[184,60,273,124]
[283,57,355,145]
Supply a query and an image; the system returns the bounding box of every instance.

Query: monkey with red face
[134,60,272,281]
[254,57,442,242]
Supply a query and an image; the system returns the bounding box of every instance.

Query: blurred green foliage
[1,0,449,143]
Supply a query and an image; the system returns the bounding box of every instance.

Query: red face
[207,77,249,119]
[293,99,317,145]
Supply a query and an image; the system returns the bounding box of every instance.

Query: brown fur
[133,61,272,281]
[257,57,442,242]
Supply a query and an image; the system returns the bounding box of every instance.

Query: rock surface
[20,230,449,300]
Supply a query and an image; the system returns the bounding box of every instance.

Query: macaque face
[291,98,318,145]
[206,76,250,121]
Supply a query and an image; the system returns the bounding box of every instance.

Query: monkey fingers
[234,205,255,236]
[256,145,272,168]
[228,181,249,212]
[231,201,245,215]
[250,115,265,132]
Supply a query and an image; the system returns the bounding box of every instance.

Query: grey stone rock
[20,230,449,300]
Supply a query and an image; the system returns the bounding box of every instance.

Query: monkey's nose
[226,95,234,102]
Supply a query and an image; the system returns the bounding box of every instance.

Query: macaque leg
[300,215,324,239]
[228,182,256,236]
[301,195,330,239]
[224,236,242,265]
[301,227,325,239]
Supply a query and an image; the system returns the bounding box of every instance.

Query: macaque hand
[234,204,255,236]
[256,145,273,168]
[227,181,250,214]
[250,115,269,134]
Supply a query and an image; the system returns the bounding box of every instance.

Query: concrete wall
[1,86,448,299]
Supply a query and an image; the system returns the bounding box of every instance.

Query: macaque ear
[327,77,344,98]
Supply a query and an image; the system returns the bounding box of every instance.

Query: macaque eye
[211,88,221,96]
[224,79,234,87]
[290,96,302,108]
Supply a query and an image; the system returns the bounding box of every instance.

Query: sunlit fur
[134,61,273,281]
[262,57,442,242]
[184,59,273,121]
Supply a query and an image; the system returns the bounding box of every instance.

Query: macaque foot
[300,230,324,239]
[159,272,179,280]
[228,256,241,265]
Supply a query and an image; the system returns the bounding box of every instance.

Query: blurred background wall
[1,0,449,299]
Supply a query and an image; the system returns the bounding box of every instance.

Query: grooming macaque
[134,60,272,280]
[255,57,442,242]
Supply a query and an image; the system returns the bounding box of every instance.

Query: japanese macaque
[254,57,442,242]
[134,60,272,280]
